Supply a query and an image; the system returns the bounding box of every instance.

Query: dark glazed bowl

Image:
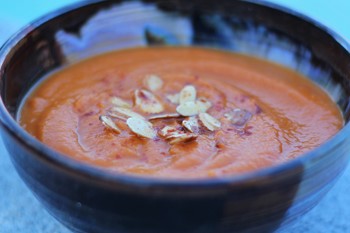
[1,1,350,233]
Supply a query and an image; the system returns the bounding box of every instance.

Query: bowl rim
[0,0,349,188]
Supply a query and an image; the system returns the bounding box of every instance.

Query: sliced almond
[158,126,197,145]
[107,112,127,121]
[166,93,180,105]
[224,108,252,127]
[110,97,132,108]
[144,74,163,91]
[110,107,145,120]
[168,133,197,145]
[99,115,121,133]
[148,113,181,120]
[134,89,164,114]
[199,112,221,131]
[159,126,179,138]
[176,101,199,116]
[182,116,200,133]
[179,85,196,104]
[126,117,157,139]
[196,97,212,113]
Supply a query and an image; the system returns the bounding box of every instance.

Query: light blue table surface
[0,1,349,232]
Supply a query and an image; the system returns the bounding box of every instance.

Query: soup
[19,47,343,179]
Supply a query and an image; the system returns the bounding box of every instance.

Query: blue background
[0,0,349,232]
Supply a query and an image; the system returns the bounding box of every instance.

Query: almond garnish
[110,97,132,108]
[196,97,212,113]
[182,116,200,133]
[126,117,157,139]
[110,107,145,119]
[179,85,196,104]
[134,89,164,114]
[168,133,197,145]
[100,83,220,141]
[176,101,199,116]
[159,126,178,138]
[99,115,121,133]
[148,113,181,120]
[158,126,197,145]
[199,112,221,131]
[144,74,163,91]
[107,111,127,121]
[224,108,252,127]
[166,93,180,105]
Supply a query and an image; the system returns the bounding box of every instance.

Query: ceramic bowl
[0,1,350,232]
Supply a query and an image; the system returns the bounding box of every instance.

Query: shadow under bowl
[0,0,350,233]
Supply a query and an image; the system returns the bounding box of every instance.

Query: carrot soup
[19,47,343,179]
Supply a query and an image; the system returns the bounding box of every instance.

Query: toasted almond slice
[110,107,145,119]
[110,97,132,108]
[134,89,164,114]
[144,74,163,91]
[99,115,121,133]
[159,126,179,138]
[107,111,128,121]
[182,116,200,133]
[148,113,181,120]
[199,112,221,131]
[224,108,252,127]
[166,93,180,105]
[126,117,157,139]
[168,133,197,145]
[176,101,199,116]
[179,85,196,104]
[158,125,197,144]
[196,97,212,113]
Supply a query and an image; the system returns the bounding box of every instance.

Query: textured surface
[0,0,349,232]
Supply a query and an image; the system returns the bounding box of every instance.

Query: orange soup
[19,47,343,179]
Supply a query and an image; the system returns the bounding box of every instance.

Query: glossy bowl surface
[0,1,350,233]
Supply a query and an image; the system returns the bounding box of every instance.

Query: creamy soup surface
[19,47,343,179]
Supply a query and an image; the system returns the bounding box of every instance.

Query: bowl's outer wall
[0,0,350,233]
[1,127,305,233]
